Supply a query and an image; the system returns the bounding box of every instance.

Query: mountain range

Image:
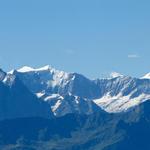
[1,65,150,118]
[1,65,150,149]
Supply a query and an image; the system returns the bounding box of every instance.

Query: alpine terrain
[1,65,150,150]
[8,65,150,116]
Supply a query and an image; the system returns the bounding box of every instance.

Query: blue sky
[0,0,150,79]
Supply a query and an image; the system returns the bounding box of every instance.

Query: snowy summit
[110,72,123,78]
[141,73,150,79]
[17,65,52,73]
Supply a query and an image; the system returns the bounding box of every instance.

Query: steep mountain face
[94,77,150,112]
[43,94,102,116]
[11,66,100,98]
[0,100,150,150]
[0,69,53,120]
[10,66,103,116]
[9,65,150,116]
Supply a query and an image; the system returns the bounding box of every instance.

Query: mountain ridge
[7,65,150,116]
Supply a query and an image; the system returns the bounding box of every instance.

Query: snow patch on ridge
[18,66,35,72]
[36,92,45,98]
[93,92,150,113]
[17,65,52,73]
[3,76,8,83]
[44,94,62,101]
[75,96,79,104]
[110,72,123,78]
[51,100,62,116]
[8,70,15,74]
[141,73,150,79]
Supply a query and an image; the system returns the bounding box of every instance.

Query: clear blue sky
[0,0,150,79]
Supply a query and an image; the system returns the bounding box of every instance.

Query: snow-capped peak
[8,69,16,74]
[8,65,70,93]
[17,65,53,73]
[38,65,52,71]
[141,73,150,79]
[110,72,123,78]
[17,66,34,72]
